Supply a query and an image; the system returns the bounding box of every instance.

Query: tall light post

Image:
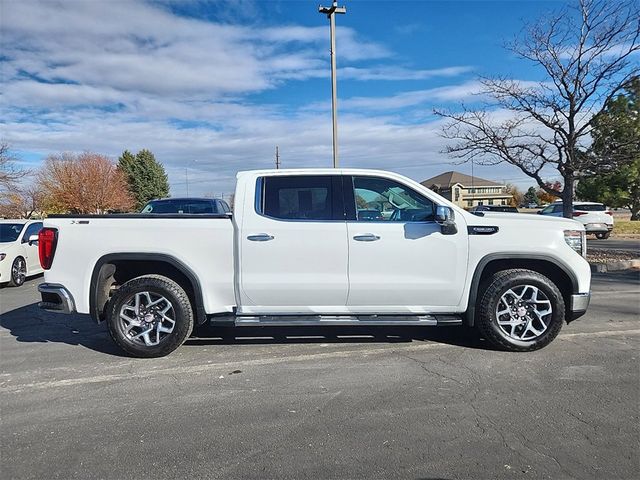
[318,1,346,168]
[185,159,198,196]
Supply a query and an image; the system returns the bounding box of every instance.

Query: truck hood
[464,212,584,230]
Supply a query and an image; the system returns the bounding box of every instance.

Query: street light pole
[318,1,346,168]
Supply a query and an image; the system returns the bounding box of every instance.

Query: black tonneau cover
[47,214,231,219]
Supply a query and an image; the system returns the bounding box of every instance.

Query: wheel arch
[90,253,206,325]
[465,253,578,327]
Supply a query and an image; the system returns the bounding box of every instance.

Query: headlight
[564,230,586,257]
[0,254,6,261]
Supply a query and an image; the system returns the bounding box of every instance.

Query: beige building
[421,171,513,209]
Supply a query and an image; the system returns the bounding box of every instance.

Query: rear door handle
[247,234,274,242]
[353,234,380,242]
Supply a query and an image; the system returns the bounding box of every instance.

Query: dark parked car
[469,205,519,213]
[141,198,231,214]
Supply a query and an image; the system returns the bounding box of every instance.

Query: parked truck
[37,169,591,357]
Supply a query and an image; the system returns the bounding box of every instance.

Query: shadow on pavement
[0,302,125,356]
[187,323,493,350]
[0,302,494,354]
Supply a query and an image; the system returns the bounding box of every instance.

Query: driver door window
[346,175,467,310]
[353,176,435,222]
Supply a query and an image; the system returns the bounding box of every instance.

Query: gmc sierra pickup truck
[37,169,591,357]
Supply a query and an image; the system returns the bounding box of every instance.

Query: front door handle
[247,233,274,242]
[353,234,380,242]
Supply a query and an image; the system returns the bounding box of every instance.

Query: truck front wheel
[477,269,565,352]
[106,275,194,358]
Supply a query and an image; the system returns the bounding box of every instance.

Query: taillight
[605,211,612,216]
[38,228,58,270]
[572,211,587,217]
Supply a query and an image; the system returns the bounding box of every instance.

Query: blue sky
[1,0,572,196]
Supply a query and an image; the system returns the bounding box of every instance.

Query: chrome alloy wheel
[495,285,553,341]
[118,292,176,347]
[12,257,26,285]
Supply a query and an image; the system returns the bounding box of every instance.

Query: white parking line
[2,328,639,394]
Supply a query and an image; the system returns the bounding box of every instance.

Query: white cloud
[340,81,484,111]
[0,0,538,196]
[341,66,474,81]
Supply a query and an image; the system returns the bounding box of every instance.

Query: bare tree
[437,0,639,218]
[0,184,45,219]
[38,152,134,214]
[0,142,29,193]
[504,183,524,207]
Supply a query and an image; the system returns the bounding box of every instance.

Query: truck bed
[43,215,236,317]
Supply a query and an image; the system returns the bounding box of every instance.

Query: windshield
[141,199,217,214]
[0,223,25,243]
[574,204,606,212]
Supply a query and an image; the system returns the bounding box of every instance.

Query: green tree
[523,187,538,206]
[118,149,170,209]
[577,78,640,220]
[577,160,640,220]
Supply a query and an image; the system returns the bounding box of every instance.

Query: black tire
[106,275,194,358]
[477,269,565,352]
[8,256,27,287]
[595,232,610,239]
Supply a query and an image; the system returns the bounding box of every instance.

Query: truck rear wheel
[477,269,565,352]
[106,275,194,358]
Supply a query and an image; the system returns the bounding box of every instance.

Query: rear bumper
[567,292,590,322]
[584,223,613,233]
[38,283,76,314]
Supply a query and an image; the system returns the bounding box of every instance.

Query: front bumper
[38,283,76,314]
[567,292,590,322]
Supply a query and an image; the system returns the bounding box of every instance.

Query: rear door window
[574,204,606,212]
[261,175,343,221]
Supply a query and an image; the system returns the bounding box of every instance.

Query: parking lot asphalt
[1,272,639,480]
[588,238,639,254]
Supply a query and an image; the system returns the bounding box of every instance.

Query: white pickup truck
[37,169,591,357]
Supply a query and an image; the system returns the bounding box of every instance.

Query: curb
[590,259,640,273]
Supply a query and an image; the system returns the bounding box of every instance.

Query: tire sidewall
[107,276,193,358]
[482,271,565,350]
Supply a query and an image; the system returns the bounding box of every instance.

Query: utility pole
[185,167,189,196]
[275,146,280,169]
[318,0,346,168]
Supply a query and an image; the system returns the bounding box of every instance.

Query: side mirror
[28,234,39,245]
[435,206,457,235]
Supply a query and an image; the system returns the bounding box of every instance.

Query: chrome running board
[209,314,463,327]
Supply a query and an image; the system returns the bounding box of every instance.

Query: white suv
[539,202,614,239]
